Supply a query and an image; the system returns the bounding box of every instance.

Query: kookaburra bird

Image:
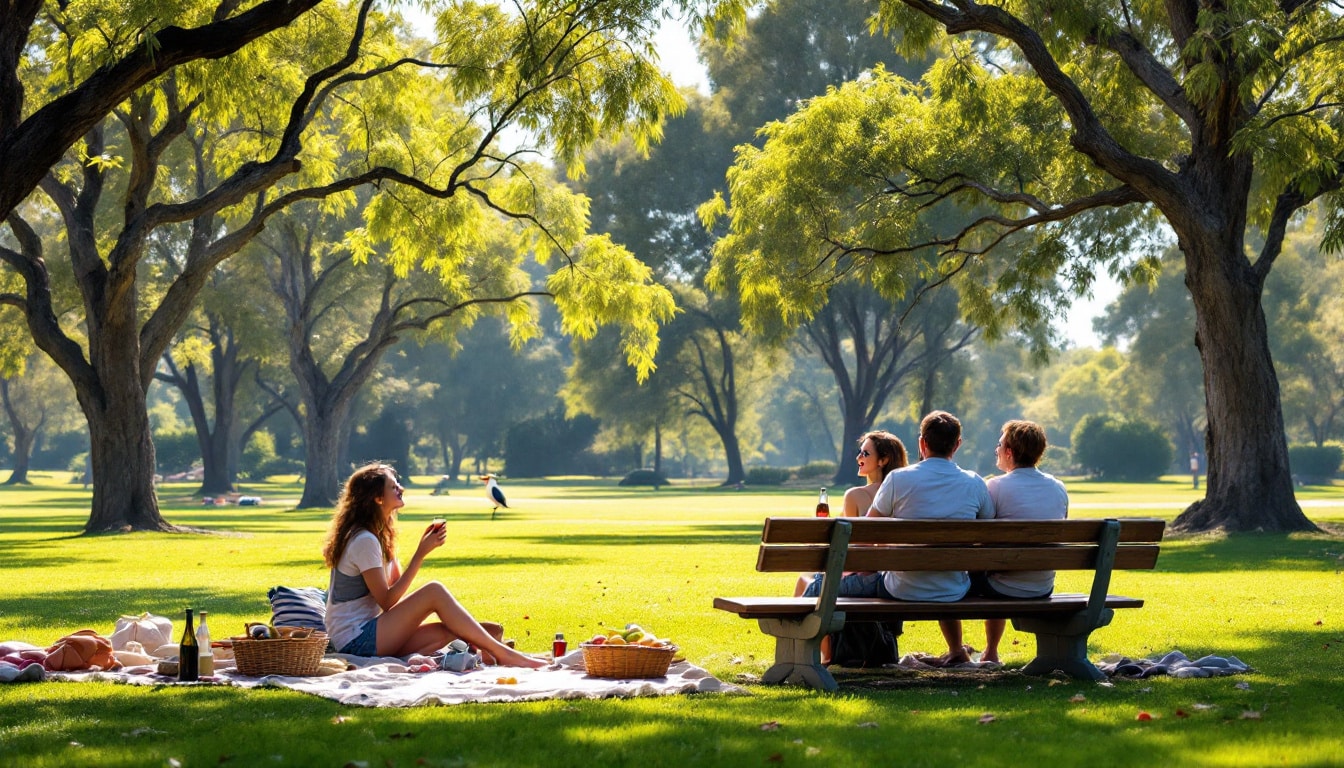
[479,474,508,519]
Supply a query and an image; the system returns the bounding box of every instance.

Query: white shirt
[869,457,994,601]
[324,530,392,651]
[985,467,1069,597]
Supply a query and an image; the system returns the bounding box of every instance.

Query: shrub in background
[1071,414,1173,481]
[795,461,838,479]
[745,466,791,485]
[1288,444,1343,484]
[1041,445,1074,475]
[153,431,200,475]
[618,469,669,488]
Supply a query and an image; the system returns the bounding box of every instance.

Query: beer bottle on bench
[178,609,199,682]
[815,487,830,517]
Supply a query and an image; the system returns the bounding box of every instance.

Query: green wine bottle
[178,609,199,682]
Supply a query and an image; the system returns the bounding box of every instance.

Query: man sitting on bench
[799,410,994,664]
[953,419,1069,664]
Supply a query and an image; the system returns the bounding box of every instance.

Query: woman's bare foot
[934,644,975,667]
[494,647,546,669]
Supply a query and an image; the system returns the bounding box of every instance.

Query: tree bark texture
[1173,235,1315,532]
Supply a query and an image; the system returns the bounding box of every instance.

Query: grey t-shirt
[869,457,995,601]
[985,467,1069,597]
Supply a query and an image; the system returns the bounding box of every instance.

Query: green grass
[2,472,1343,767]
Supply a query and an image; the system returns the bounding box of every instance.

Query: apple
[588,635,606,645]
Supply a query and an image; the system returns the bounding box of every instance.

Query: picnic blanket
[43,649,745,707]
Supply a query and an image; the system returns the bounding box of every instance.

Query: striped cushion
[267,585,327,631]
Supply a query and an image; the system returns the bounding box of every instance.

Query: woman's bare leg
[375,582,544,667]
[981,619,1006,663]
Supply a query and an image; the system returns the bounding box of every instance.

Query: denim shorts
[801,572,895,600]
[339,617,379,656]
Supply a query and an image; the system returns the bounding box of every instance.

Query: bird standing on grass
[480,474,508,519]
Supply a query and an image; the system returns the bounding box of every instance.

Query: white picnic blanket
[46,649,745,707]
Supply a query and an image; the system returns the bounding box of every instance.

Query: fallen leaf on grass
[1315,619,1323,626]
[168,760,182,768]
[857,722,879,728]
[1240,711,1262,720]
[766,753,784,763]
[1069,693,1087,703]
[1192,703,1215,711]
[1235,682,1251,691]
[332,716,348,724]
[388,732,416,740]
[1048,679,1064,687]
[760,721,781,731]
[978,713,996,724]
[1175,710,1189,719]
[218,755,234,764]
[806,747,821,756]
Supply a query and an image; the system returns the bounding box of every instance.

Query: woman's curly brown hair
[323,462,398,569]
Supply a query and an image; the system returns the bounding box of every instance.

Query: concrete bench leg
[1017,629,1105,681]
[761,636,837,692]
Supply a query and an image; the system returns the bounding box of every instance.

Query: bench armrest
[810,519,853,630]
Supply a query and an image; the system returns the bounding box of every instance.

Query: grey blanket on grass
[1097,650,1251,679]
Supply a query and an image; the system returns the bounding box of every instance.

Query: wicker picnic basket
[580,642,677,679]
[231,626,329,676]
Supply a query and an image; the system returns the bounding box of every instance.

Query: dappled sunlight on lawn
[1,475,1342,766]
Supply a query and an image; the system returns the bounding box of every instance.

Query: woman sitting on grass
[322,462,543,667]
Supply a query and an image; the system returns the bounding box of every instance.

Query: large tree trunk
[1,378,37,485]
[1172,237,1317,533]
[832,414,868,488]
[297,401,354,508]
[82,351,173,532]
[721,428,745,486]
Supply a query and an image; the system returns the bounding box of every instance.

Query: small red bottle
[815,487,830,517]
[553,632,567,658]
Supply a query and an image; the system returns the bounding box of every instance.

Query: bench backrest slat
[761,517,1165,545]
[757,544,1162,573]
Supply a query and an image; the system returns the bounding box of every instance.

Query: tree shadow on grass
[1149,534,1344,574]
[0,586,277,635]
[492,524,763,548]
[5,627,1341,768]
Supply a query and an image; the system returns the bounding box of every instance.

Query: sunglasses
[856,449,872,458]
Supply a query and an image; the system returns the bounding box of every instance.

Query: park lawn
[0,474,1341,767]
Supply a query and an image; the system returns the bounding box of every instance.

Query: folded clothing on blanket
[1097,650,1250,679]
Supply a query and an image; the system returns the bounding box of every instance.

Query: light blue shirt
[986,467,1069,597]
[869,457,994,601]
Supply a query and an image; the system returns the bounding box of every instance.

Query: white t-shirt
[869,457,995,601]
[985,467,1069,597]
[324,530,391,651]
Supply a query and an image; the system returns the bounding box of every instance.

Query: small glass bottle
[196,610,214,676]
[815,487,830,518]
[553,632,567,658]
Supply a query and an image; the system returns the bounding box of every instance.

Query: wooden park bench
[713,517,1166,691]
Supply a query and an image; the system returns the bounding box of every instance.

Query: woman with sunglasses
[793,431,908,595]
